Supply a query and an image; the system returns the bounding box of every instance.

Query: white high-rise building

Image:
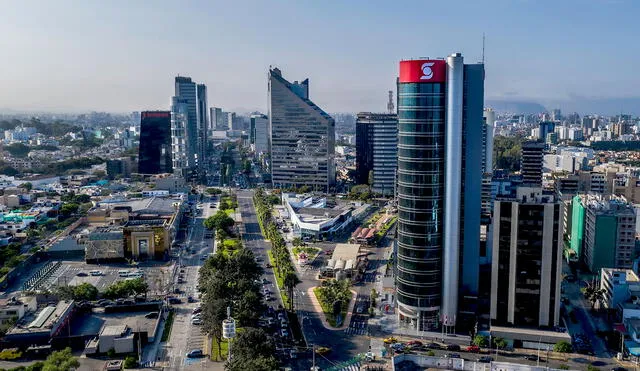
[250,114,269,155]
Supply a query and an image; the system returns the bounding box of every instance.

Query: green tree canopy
[225,328,277,371]
[103,278,148,299]
[554,340,572,353]
[40,347,79,371]
[203,210,234,232]
[473,334,489,348]
[5,143,30,158]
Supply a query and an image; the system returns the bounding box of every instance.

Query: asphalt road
[164,198,215,371]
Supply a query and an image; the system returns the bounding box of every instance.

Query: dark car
[168,297,182,304]
[145,312,159,319]
[611,367,627,371]
[76,272,88,277]
[427,343,441,350]
[478,356,493,363]
[446,344,461,351]
[445,353,461,359]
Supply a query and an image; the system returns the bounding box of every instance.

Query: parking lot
[19,259,173,295]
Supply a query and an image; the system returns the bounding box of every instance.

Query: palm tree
[283,272,301,311]
[582,280,606,310]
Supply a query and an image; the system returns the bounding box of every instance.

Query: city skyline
[1,1,640,115]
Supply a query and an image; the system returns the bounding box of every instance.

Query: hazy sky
[1,0,639,114]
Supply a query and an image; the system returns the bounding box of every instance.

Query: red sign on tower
[399,60,446,83]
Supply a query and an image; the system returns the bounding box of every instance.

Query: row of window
[399,96,446,107]
[397,184,444,197]
[398,111,446,121]
[397,233,442,247]
[399,197,444,210]
[398,83,446,94]
[398,222,442,236]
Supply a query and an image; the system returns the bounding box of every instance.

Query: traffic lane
[564,281,609,357]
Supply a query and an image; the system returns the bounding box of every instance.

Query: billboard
[399,60,446,83]
[142,111,170,119]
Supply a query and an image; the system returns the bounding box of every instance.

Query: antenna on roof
[482,33,485,64]
[387,91,395,114]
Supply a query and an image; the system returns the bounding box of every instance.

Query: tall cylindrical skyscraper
[442,53,464,324]
[396,54,484,331]
[396,59,447,330]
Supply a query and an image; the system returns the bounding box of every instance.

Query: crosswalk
[344,326,367,335]
[337,363,361,371]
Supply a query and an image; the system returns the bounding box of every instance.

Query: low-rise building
[282,193,355,240]
[5,300,75,346]
[98,325,135,354]
[83,228,125,262]
[0,297,37,326]
[600,268,640,310]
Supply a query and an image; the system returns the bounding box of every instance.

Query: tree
[473,334,489,348]
[5,143,30,158]
[103,278,148,299]
[582,281,606,309]
[73,283,99,301]
[493,135,524,171]
[292,237,303,247]
[203,210,234,232]
[225,328,277,371]
[40,347,79,371]
[206,188,223,195]
[123,355,137,369]
[493,337,508,350]
[19,182,33,191]
[283,272,301,311]
[554,341,572,353]
[60,203,79,218]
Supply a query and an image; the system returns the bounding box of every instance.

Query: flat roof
[9,300,74,335]
[70,310,159,337]
[100,324,129,337]
[333,243,360,262]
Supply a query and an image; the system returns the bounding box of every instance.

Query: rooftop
[8,300,74,335]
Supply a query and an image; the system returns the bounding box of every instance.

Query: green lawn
[267,250,289,307]
[313,287,350,327]
[160,311,175,342]
[210,337,229,361]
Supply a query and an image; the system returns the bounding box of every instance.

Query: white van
[118,270,129,277]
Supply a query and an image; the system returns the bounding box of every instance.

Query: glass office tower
[138,111,171,174]
[396,54,484,331]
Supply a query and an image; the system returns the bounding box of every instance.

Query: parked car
[145,312,159,319]
[426,343,441,350]
[191,318,203,325]
[76,272,88,277]
[466,345,480,353]
[446,344,461,351]
[168,297,182,304]
[186,349,203,358]
[384,337,398,344]
[445,353,461,359]
[478,356,493,363]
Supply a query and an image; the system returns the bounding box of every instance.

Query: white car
[192,318,203,325]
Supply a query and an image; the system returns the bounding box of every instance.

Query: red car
[466,345,480,353]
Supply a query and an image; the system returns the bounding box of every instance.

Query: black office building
[138,111,172,174]
[355,113,398,196]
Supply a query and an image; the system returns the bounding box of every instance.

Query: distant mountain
[485,100,547,114]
